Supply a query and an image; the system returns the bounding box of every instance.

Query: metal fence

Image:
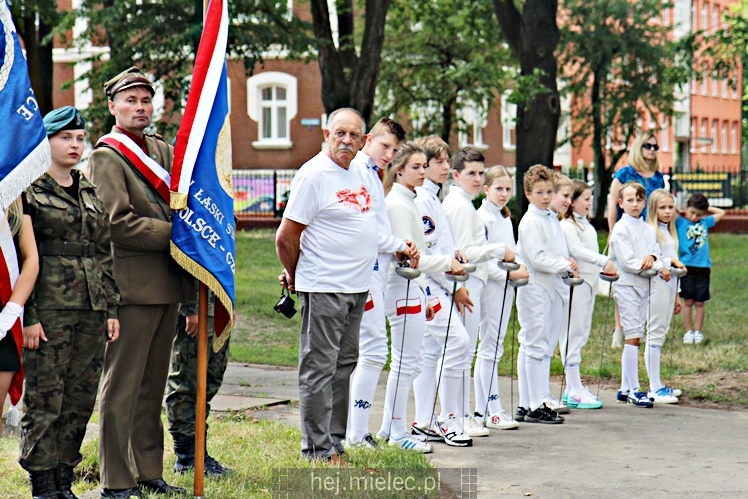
[233,169,297,217]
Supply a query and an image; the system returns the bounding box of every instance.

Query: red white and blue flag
[170,0,234,349]
[0,0,50,405]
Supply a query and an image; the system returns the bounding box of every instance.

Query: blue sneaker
[627,390,654,408]
[616,390,629,402]
[648,386,679,404]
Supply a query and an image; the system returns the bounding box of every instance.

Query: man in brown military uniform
[90,67,195,499]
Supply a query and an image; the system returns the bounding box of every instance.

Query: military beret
[43,106,86,136]
[104,66,155,99]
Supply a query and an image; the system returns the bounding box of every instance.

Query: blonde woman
[607,132,665,347]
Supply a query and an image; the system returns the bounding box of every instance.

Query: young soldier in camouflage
[20,106,120,499]
[165,289,232,476]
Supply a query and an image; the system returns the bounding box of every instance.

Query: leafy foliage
[557,0,695,224]
[65,0,312,137]
[375,0,514,142]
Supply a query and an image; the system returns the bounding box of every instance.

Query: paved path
[224,363,748,498]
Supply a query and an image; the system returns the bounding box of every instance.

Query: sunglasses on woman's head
[642,143,659,151]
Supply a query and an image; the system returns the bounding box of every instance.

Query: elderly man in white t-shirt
[276,108,378,463]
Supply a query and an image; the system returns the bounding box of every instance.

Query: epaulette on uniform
[145,132,167,143]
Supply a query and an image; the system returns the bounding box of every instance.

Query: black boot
[29,469,58,499]
[172,436,195,474]
[55,464,79,499]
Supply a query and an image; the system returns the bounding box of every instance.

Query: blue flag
[0,0,50,209]
[170,0,234,349]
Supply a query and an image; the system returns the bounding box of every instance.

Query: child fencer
[377,142,450,453]
[539,172,575,414]
[644,189,685,404]
[442,147,515,437]
[475,166,527,429]
[515,165,577,424]
[609,182,668,408]
[410,135,473,448]
[347,118,412,448]
[559,180,616,409]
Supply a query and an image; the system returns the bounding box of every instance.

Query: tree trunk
[591,68,610,228]
[494,0,560,217]
[440,97,455,144]
[19,14,54,115]
[310,0,391,125]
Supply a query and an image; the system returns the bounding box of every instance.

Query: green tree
[492,0,561,216]
[558,0,693,226]
[309,0,391,125]
[375,0,514,144]
[69,0,312,137]
[9,0,60,115]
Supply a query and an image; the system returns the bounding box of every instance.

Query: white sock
[526,355,545,411]
[622,344,640,392]
[439,375,463,420]
[476,357,502,416]
[473,358,486,415]
[461,369,473,418]
[347,363,382,442]
[413,365,437,428]
[565,363,584,394]
[540,355,552,399]
[518,352,529,409]
[380,373,412,439]
[645,344,662,392]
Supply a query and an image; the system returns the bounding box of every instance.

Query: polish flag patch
[428,296,442,314]
[364,293,374,311]
[396,297,422,316]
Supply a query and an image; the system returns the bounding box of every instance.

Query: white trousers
[560,281,594,366]
[357,274,388,368]
[423,284,471,377]
[517,283,552,360]
[614,284,649,340]
[647,277,675,347]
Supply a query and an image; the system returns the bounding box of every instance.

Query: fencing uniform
[347,151,405,444]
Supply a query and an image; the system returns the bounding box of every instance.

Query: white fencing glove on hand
[0,301,23,341]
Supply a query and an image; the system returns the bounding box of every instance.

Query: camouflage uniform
[165,291,231,474]
[20,170,119,473]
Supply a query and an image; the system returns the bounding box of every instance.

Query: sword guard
[599,272,619,283]
[395,260,421,280]
[669,267,688,278]
[508,278,529,288]
[461,262,477,274]
[638,268,658,278]
[447,272,469,282]
[563,274,585,287]
[497,261,520,272]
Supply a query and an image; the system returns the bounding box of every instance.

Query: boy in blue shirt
[676,193,725,344]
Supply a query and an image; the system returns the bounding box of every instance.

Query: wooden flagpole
[194,284,209,497]
[194,7,210,499]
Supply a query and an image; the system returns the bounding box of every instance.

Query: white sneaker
[683,330,695,344]
[388,434,433,453]
[485,411,520,430]
[611,328,623,349]
[648,386,679,404]
[542,395,571,414]
[693,331,704,344]
[462,415,490,437]
[435,414,473,447]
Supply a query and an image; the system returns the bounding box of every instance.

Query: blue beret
[43,107,85,136]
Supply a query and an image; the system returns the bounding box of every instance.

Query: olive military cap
[104,66,155,99]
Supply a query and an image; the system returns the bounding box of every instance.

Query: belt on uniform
[38,241,96,257]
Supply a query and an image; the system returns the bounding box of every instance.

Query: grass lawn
[230,230,748,407]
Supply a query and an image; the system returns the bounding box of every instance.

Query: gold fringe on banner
[170,191,189,211]
[170,241,234,352]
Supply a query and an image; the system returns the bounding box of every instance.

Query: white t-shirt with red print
[284,151,378,293]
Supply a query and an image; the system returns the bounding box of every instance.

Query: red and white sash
[0,217,23,405]
[97,133,172,203]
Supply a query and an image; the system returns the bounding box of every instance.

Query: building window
[501,92,517,151]
[732,122,739,153]
[700,118,708,152]
[701,73,708,95]
[457,102,488,151]
[690,117,696,153]
[711,76,718,97]
[721,78,728,98]
[721,121,728,153]
[712,5,719,32]
[661,115,670,151]
[247,72,297,150]
[701,2,709,31]
[711,120,718,153]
